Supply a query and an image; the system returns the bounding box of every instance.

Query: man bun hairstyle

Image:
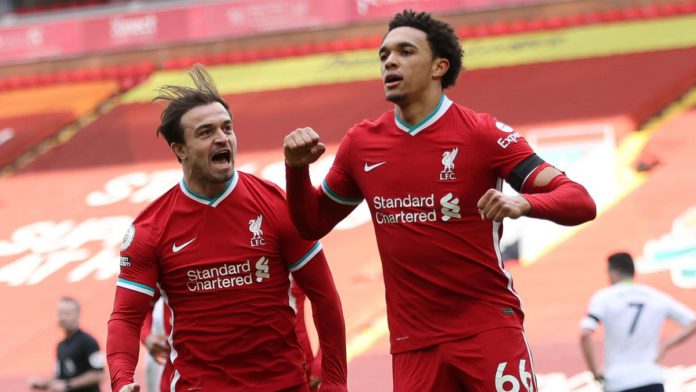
[387,9,463,89]
[154,64,230,146]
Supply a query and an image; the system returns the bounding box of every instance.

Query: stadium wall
[0,0,687,77]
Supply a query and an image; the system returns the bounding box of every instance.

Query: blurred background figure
[141,298,168,392]
[28,297,104,392]
[580,252,696,392]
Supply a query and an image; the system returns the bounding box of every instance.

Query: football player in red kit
[108,65,346,392]
[283,9,596,392]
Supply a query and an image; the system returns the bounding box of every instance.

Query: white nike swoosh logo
[364,162,386,172]
[172,238,196,253]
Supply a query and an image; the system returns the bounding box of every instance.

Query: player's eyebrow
[379,41,417,55]
[194,119,232,133]
[194,123,213,133]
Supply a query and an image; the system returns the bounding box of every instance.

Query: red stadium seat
[344,38,363,51]
[471,25,491,37]
[525,19,546,31]
[6,76,24,89]
[278,46,296,58]
[329,39,350,52]
[198,54,214,65]
[208,53,227,65]
[507,20,527,34]
[600,9,624,23]
[225,52,245,64]
[36,73,54,86]
[620,7,643,20]
[119,77,137,91]
[456,26,474,39]
[259,47,281,60]
[32,74,49,86]
[102,66,119,80]
[135,61,156,77]
[678,2,696,14]
[563,13,586,27]
[543,16,568,30]
[115,65,134,79]
[293,43,313,56]
[25,74,42,87]
[82,68,100,81]
[163,58,180,70]
[488,22,510,36]
[55,71,71,84]
[353,37,373,50]
[311,42,331,54]
[241,49,261,62]
[638,5,660,18]
[365,35,382,48]
[68,69,87,83]
[657,3,679,17]
[173,57,196,69]
[580,11,602,25]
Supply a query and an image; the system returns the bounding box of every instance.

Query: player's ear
[171,142,186,162]
[432,57,449,80]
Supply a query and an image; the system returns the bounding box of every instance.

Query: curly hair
[154,64,231,147]
[387,9,463,89]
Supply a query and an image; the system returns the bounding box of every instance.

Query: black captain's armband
[508,154,545,192]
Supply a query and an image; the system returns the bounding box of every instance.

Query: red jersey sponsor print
[323,95,534,353]
[117,170,322,391]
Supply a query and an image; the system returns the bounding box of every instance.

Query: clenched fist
[476,189,531,222]
[284,127,326,168]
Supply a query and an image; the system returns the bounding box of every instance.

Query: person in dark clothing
[29,297,104,392]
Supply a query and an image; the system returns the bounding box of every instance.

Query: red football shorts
[393,327,537,392]
[278,383,310,392]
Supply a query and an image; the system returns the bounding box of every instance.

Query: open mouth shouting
[211,148,232,170]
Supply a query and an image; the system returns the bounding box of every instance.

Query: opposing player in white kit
[580,252,696,392]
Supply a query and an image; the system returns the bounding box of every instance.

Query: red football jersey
[117,171,322,390]
[323,95,534,353]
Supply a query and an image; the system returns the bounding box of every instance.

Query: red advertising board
[188,0,349,39]
[0,20,81,62]
[82,8,191,52]
[349,0,547,20]
[0,0,547,64]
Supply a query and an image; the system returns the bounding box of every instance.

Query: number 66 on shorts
[392,327,537,392]
[496,360,534,392]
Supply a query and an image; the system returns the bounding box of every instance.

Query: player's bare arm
[284,127,326,168]
[27,378,49,390]
[579,328,604,382]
